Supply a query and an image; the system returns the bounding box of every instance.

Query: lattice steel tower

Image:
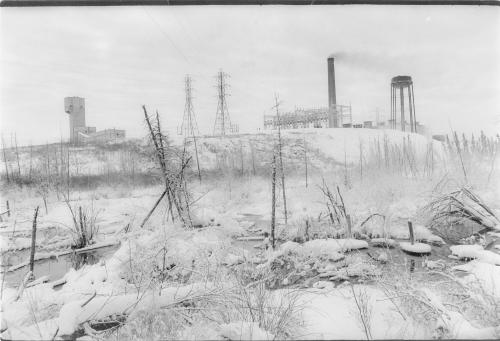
[213,70,237,136]
[179,75,199,137]
[390,75,417,133]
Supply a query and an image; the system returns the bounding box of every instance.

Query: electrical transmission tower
[179,75,200,137]
[213,70,238,136]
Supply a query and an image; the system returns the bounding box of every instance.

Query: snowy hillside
[184,128,444,172]
[1,128,443,178]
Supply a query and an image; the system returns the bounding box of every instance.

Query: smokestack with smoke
[328,56,338,128]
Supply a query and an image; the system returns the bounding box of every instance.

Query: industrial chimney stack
[327,56,338,128]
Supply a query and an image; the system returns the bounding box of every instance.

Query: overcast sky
[1,5,499,146]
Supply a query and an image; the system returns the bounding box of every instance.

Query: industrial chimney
[327,56,338,128]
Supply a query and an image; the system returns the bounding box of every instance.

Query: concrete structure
[82,129,125,143]
[263,55,353,131]
[390,76,417,133]
[327,56,338,128]
[64,97,125,144]
[64,97,96,143]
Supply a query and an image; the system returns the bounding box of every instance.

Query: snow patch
[399,242,431,254]
[450,244,500,265]
[219,321,274,340]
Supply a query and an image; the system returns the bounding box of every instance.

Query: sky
[1,5,499,146]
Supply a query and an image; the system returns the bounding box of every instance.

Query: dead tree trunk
[240,141,244,176]
[271,152,277,250]
[14,133,21,178]
[140,189,168,228]
[408,221,415,245]
[304,135,308,188]
[2,135,10,183]
[46,143,51,184]
[274,95,287,224]
[346,214,352,239]
[29,144,33,182]
[79,206,87,247]
[142,106,188,227]
[192,135,202,183]
[250,141,256,176]
[29,206,40,276]
[67,145,70,200]
[359,140,363,182]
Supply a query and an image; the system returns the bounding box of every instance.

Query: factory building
[264,56,352,130]
[64,97,126,144]
[263,55,427,135]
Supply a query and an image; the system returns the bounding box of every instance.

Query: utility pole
[179,75,202,182]
[213,70,238,136]
[179,75,200,137]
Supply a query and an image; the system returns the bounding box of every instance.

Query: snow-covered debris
[450,245,484,259]
[423,259,446,270]
[417,234,445,246]
[266,238,367,264]
[222,253,245,266]
[294,238,368,257]
[399,242,431,254]
[450,244,500,265]
[219,321,274,340]
[368,250,389,263]
[236,236,264,241]
[57,282,219,336]
[371,238,396,248]
[390,224,444,245]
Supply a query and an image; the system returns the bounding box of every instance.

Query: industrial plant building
[64,97,126,144]
[263,55,426,134]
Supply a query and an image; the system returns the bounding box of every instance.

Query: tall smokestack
[327,56,338,128]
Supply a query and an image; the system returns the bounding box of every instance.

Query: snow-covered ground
[1,128,499,340]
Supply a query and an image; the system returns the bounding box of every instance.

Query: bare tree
[303,135,308,188]
[140,106,192,228]
[14,133,21,178]
[1,135,10,184]
[271,151,277,250]
[273,94,287,224]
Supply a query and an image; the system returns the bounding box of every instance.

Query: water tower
[64,97,86,143]
[390,76,417,133]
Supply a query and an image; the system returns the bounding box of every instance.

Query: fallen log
[56,282,223,337]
